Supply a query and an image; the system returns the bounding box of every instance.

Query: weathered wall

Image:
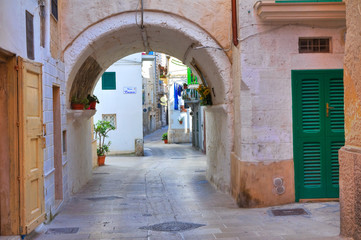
[339,0,361,238]
[231,0,345,206]
[205,104,234,193]
[60,0,231,54]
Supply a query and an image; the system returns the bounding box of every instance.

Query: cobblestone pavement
[27,127,342,240]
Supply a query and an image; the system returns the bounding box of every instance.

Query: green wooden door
[292,69,344,201]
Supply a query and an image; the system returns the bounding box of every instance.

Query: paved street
[27,127,342,240]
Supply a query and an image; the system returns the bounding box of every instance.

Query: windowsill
[66,109,96,123]
[254,1,345,23]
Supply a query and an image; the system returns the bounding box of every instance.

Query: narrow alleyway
[27,127,341,240]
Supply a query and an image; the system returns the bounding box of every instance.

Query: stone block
[134,138,144,156]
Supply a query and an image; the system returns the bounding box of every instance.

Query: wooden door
[292,69,344,201]
[18,57,45,234]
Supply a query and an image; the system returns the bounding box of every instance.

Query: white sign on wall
[123,87,137,94]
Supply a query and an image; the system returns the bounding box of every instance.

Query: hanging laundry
[174,83,179,110]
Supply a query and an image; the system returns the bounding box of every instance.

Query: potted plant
[196,84,212,106]
[94,120,115,166]
[162,132,168,144]
[178,116,184,125]
[71,96,89,110]
[87,94,99,110]
[183,83,188,89]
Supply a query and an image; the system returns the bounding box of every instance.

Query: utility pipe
[232,0,239,46]
[141,0,144,29]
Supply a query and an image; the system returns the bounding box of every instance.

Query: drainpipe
[141,0,144,29]
[232,0,239,46]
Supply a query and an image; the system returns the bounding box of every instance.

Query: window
[26,11,34,60]
[102,114,117,129]
[62,130,67,154]
[299,38,331,53]
[102,72,116,90]
[51,0,58,20]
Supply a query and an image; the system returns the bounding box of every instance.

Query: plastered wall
[231,0,345,206]
[338,0,361,238]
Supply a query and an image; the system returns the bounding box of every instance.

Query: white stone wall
[236,0,345,163]
[42,57,67,212]
[93,54,143,153]
[0,0,68,215]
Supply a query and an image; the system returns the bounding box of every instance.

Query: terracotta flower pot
[71,103,84,110]
[164,139,168,144]
[179,121,183,125]
[98,155,106,166]
[89,101,96,109]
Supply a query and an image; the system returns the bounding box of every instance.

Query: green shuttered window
[102,72,116,90]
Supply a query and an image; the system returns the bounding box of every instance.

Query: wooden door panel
[19,57,45,235]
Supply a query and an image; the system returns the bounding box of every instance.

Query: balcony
[254,1,345,24]
[182,88,200,104]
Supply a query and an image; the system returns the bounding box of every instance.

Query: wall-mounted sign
[123,87,137,94]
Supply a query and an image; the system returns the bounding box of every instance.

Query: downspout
[232,0,239,46]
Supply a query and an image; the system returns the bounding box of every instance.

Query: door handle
[326,103,334,117]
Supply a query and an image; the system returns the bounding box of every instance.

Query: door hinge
[16,122,20,127]
[17,176,20,181]
[15,65,19,71]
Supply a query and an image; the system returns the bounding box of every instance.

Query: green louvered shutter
[324,73,344,197]
[102,72,116,90]
[292,70,344,201]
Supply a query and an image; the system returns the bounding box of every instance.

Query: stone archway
[63,11,234,194]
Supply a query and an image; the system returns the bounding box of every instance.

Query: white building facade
[94,53,143,154]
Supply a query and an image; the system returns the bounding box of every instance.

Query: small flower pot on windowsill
[71,103,85,110]
[89,101,97,109]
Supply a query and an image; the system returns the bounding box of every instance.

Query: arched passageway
[64,11,234,194]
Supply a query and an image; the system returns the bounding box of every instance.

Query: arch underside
[65,11,232,106]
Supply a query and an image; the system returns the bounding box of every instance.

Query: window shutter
[102,72,116,90]
[301,79,321,133]
[51,0,58,20]
[26,11,34,60]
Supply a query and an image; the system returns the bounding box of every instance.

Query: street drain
[86,196,123,201]
[45,227,79,234]
[195,170,206,173]
[171,157,186,159]
[271,208,309,216]
[140,221,205,232]
[142,213,152,217]
[93,172,110,175]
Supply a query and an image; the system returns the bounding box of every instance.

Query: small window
[102,114,117,129]
[51,0,58,20]
[26,11,34,60]
[299,38,331,53]
[62,130,67,154]
[102,72,116,90]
